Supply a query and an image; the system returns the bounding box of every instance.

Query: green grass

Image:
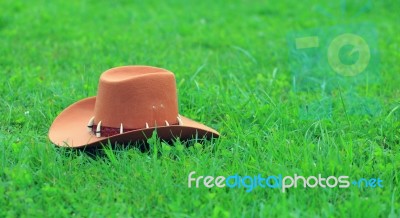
[1,0,399,217]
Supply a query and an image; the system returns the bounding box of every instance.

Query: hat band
[91,124,131,137]
[87,116,184,137]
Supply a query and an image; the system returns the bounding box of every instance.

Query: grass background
[0,0,399,217]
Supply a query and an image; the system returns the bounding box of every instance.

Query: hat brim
[49,97,220,148]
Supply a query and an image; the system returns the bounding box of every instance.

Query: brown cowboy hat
[48,66,220,148]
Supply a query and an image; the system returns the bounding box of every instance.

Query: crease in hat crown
[92,66,179,132]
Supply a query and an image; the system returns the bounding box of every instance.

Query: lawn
[0,0,399,217]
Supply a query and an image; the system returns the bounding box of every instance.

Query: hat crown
[93,66,179,129]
